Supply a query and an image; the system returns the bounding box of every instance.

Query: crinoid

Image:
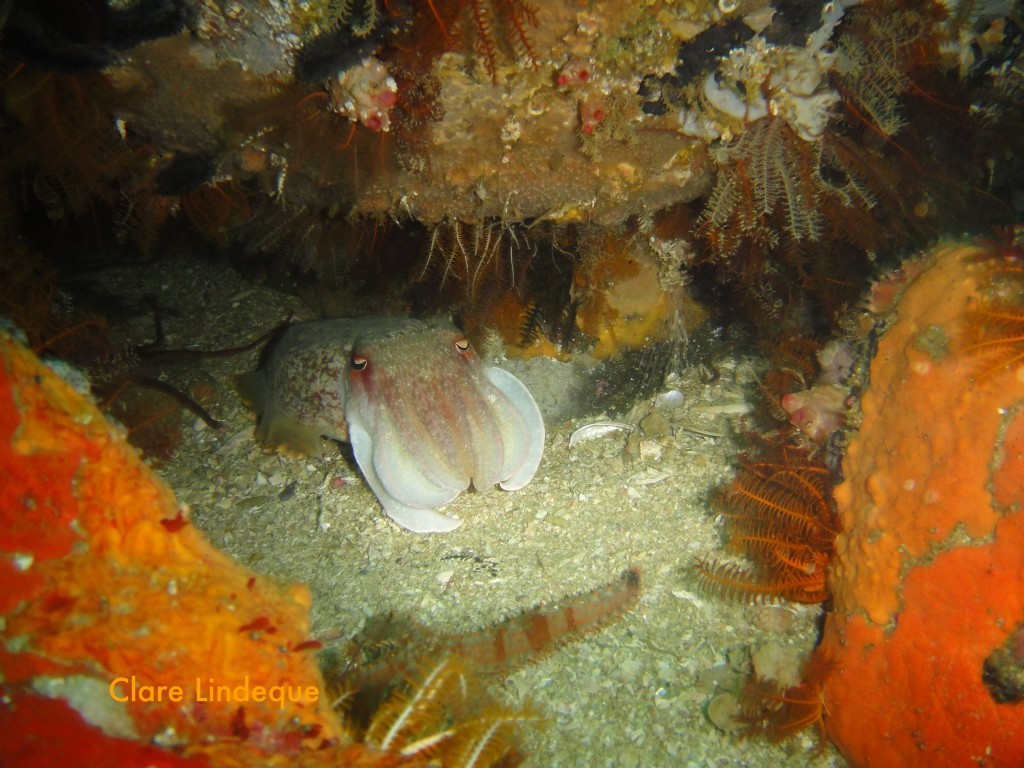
[0,243,109,362]
[960,234,1024,381]
[963,297,1024,379]
[294,0,398,83]
[828,0,1020,237]
[834,7,928,138]
[696,446,839,604]
[417,217,535,299]
[460,0,539,84]
[753,336,821,421]
[331,656,536,767]
[179,180,254,249]
[700,115,886,252]
[4,68,134,221]
[737,650,835,753]
[698,118,824,256]
[320,0,388,40]
[297,0,538,87]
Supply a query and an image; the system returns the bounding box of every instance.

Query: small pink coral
[554,60,606,135]
[579,94,607,134]
[557,61,594,89]
[864,259,927,315]
[782,384,847,444]
[327,57,398,133]
[816,340,855,386]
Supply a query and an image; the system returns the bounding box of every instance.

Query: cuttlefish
[236,317,545,533]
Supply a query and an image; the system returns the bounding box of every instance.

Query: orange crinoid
[696,446,838,605]
[819,239,1024,766]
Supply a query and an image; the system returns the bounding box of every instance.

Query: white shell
[654,389,685,410]
[568,421,635,448]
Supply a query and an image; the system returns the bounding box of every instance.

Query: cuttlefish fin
[350,421,464,533]
[235,372,326,457]
[485,367,545,491]
[234,371,266,409]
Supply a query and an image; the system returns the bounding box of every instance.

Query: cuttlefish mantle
[236,317,545,533]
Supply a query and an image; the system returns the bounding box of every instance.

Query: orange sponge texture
[821,242,1024,766]
[0,329,348,758]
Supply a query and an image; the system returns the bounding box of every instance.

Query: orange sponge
[820,241,1024,766]
[0,329,347,759]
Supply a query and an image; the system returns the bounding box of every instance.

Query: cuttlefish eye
[351,354,368,371]
[454,337,470,353]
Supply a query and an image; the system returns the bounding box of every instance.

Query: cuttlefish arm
[345,363,545,533]
[486,366,545,491]
[343,323,545,533]
[349,421,466,533]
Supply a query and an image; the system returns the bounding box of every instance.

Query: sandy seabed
[94,252,845,768]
